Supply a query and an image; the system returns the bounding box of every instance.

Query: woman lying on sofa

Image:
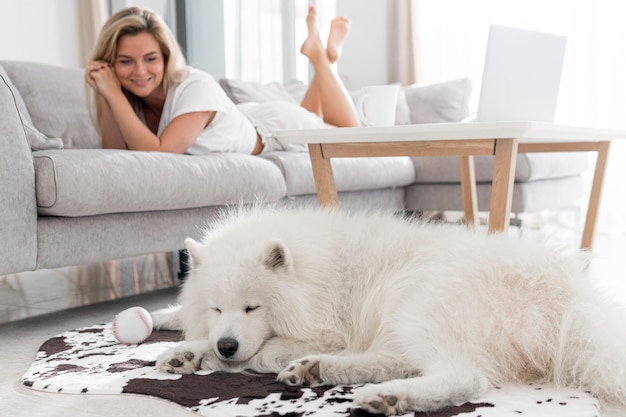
[85,6,359,155]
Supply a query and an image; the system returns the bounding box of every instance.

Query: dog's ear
[263,240,292,271]
[185,237,204,268]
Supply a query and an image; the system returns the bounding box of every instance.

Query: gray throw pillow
[219,78,300,105]
[404,78,473,124]
[0,67,63,151]
[0,61,100,149]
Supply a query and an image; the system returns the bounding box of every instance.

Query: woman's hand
[85,61,121,100]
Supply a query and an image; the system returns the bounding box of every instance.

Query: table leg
[488,139,518,233]
[581,141,610,250]
[308,144,340,208]
[459,156,479,227]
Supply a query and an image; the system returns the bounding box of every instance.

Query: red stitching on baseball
[135,307,152,342]
[112,315,122,343]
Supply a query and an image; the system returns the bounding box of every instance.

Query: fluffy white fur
[153,206,626,415]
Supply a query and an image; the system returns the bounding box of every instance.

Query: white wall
[0,0,83,67]
[336,0,388,89]
[185,0,225,77]
[0,0,173,68]
[0,0,388,85]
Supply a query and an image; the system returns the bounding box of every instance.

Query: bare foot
[300,6,327,64]
[327,16,350,64]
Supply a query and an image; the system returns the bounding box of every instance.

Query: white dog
[153,206,626,415]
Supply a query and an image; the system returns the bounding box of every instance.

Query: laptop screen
[476,24,567,123]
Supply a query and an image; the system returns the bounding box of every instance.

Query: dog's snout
[217,337,239,358]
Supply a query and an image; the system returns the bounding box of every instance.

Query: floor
[1,211,625,417]
[0,286,192,417]
[0,252,179,324]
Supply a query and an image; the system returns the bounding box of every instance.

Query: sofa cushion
[0,66,63,151]
[348,78,472,126]
[404,78,473,124]
[261,151,415,196]
[0,68,39,275]
[406,175,584,213]
[0,60,100,149]
[33,150,287,217]
[219,78,303,105]
[0,65,32,123]
[220,76,472,127]
[412,152,589,184]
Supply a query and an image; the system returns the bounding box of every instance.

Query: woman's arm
[87,63,216,153]
[86,61,126,149]
[104,88,215,153]
[98,95,127,149]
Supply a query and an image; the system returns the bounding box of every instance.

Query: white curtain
[78,0,109,66]
[412,0,626,232]
[223,0,337,83]
[387,0,416,85]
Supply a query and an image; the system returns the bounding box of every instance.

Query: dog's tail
[554,288,626,409]
[151,304,184,331]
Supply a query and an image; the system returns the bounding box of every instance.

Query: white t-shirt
[157,67,258,154]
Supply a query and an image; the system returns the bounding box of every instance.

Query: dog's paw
[157,350,201,374]
[277,357,325,387]
[353,384,408,416]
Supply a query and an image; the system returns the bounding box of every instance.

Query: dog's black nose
[217,338,239,358]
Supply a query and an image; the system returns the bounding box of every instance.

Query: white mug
[355,84,399,127]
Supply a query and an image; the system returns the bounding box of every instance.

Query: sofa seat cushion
[33,149,287,217]
[412,152,589,184]
[406,175,584,213]
[261,151,415,196]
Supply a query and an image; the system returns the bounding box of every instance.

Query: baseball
[112,306,153,345]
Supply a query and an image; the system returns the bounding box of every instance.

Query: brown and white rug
[21,323,602,417]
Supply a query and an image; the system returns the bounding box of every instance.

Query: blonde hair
[86,7,188,132]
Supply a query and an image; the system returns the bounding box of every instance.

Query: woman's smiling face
[114,32,165,98]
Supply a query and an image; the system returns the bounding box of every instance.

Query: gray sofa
[0,60,589,277]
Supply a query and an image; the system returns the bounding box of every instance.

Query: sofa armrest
[0,73,37,275]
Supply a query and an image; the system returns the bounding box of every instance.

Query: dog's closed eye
[245,306,260,313]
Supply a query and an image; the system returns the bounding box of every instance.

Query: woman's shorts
[236,101,326,152]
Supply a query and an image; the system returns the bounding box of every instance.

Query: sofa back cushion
[220,76,473,127]
[0,60,100,149]
[219,78,307,105]
[403,78,473,124]
[350,78,473,125]
[0,64,63,151]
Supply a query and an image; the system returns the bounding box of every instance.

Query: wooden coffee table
[276,121,626,250]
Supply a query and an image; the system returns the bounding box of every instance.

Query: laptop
[476,24,567,123]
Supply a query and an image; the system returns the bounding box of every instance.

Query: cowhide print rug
[21,323,602,417]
